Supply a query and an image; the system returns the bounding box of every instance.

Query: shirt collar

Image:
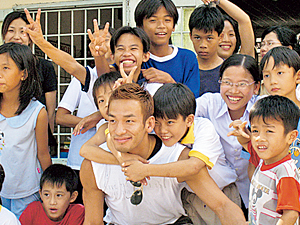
[181,123,195,145]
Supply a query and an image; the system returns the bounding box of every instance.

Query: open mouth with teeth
[155,32,167,37]
[256,145,267,152]
[227,96,242,103]
[220,44,232,51]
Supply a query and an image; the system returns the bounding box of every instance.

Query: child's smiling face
[250,116,296,165]
[263,56,300,99]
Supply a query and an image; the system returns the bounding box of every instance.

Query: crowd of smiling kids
[0,0,300,224]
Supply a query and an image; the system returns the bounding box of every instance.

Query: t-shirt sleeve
[276,177,300,214]
[39,58,57,93]
[19,202,34,224]
[58,78,81,112]
[182,50,200,98]
[248,141,260,167]
[189,119,223,169]
[65,204,85,224]
[195,93,210,118]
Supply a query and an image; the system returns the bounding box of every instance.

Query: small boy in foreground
[19,164,84,225]
[248,95,300,225]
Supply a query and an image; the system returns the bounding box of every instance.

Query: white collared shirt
[195,92,261,206]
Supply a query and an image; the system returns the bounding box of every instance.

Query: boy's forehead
[116,33,143,46]
[42,181,67,190]
[251,116,282,127]
[191,28,218,36]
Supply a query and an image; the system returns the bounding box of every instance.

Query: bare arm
[36,107,52,171]
[122,148,205,182]
[24,9,86,85]
[276,210,299,225]
[56,107,83,128]
[185,167,247,225]
[79,123,119,164]
[218,0,255,57]
[73,111,102,136]
[45,90,57,133]
[81,159,105,225]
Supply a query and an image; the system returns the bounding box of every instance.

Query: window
[28,5,123,162]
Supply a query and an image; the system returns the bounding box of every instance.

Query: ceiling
[230,0,300,37]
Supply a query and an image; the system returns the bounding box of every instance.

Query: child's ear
[142,51,150,63]
[295,70,300,84]
[287,130,298,145]
[21,70,28,81]
[69,191,78,203]
[186,114,194,127]
[189,32,192,41]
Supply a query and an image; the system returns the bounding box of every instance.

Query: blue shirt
[142,46,200,98]
[199,64,222,96]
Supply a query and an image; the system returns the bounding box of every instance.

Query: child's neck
[150,43,173,57]
[0,94,20,118]
[285,92,300,109]
[198,54,223,70]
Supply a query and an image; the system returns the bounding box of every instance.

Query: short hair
[92,71,122,108]
[108,83,154,123]
[1,11,29,40]
[153,83,196,120]
[260,46,300,74]
[110,26,150,54]
[0,43,42,115]
[134,0,178,28]
[261,26,300,55]
[97,24,116,36]
[189,4,224,35]
[249,95,300,134]
[220,54,261,83]
[40,164,78,194]
[0,164,4,192]
[223,14,241,54]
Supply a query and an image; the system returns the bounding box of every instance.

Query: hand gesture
[141,67,175,84]
[201,0,218,5]
[88,20,109,57]
[113,63,137,89]
[24,8,45,44]
[227,120,250,139]
[73,111,102,136]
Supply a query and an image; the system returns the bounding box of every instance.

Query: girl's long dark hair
[0,42,42,115]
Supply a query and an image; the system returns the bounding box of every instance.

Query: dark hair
[260,46,300,74]
[134,0,178,28]
[0,43,42,115]
[153,83,195,120]
[220,54,261,83]
[0,164,4,192]
[97,24,116,36]
[189,4,224,35]
[108,83,154,123]
[261,26,300,55]
[110,26,150,54]
[92,71,122,108]
[249,95,300,134]
[1,11,29,40]
[223,14,241,54]
[40,164,78,194]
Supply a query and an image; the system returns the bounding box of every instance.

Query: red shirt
[19,201,84,225]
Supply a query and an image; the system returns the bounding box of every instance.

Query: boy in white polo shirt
[122,83,239,225]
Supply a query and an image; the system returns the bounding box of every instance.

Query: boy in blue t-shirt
[135,0,200,97]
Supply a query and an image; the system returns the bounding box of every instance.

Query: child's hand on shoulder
[142,68,175,84]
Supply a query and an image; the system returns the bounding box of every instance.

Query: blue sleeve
[81,67,91,92]
[183,51,200,98]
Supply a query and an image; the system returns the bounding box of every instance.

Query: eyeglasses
[218,80,255,89]
[260,41,281,48]
[130,181,143,205]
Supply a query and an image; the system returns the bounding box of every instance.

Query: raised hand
[24,8,45,44]
[88,20,109,57]
[227,120,250,139]
[113,63,137,89]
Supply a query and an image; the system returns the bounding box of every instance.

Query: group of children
[0,0,300,224]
